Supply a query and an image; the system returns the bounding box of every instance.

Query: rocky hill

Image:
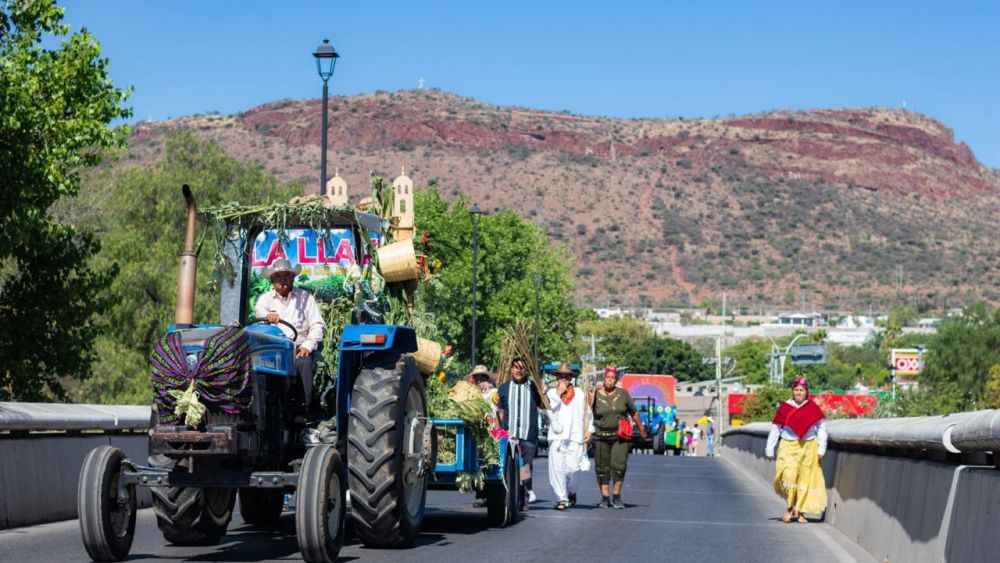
[125,90,1000,310]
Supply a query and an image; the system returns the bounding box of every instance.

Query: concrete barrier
[0,403,155,530]
[722,423,1000,563]
[0,433,152,529]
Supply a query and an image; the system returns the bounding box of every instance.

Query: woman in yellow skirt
[765,376,827,523]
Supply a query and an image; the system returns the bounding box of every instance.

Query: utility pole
[581,334,605,387]
[715,335,723,447]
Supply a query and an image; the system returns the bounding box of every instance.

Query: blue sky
[60,0,1000,167]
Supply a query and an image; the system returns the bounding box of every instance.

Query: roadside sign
[890,349,923,376]
[790,344,826,365]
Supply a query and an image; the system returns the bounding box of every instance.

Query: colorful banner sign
[620,374,678,411]
[248,228,376,306]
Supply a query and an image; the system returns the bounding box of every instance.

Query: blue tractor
[78,187,434,562]
[631,396,678,455]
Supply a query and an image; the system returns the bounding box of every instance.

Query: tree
[724,337,770,384]
[69,132,300,403]
[922,303,1000,407]
[414,189,579,371]
[0,0,131,400]
[739,384,788,423]
[982,364,1000,409]
[573,317,710,380]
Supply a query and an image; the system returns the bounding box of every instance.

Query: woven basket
[412,337,442,375]
[377,239,419,282]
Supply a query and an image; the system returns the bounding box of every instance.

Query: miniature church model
[326,168,349,206]
[392,166,415,241]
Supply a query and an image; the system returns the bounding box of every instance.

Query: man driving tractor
[254,258,327,402]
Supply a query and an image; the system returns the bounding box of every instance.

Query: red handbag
[617,418,633,441]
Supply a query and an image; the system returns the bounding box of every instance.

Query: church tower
[392,166,415,241]
[326,168,348,206]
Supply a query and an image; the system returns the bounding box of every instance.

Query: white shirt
[765,399,829,458]
[546,387,590,444]
[254,287,326,353]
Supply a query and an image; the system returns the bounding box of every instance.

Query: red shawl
[773,399,824,437]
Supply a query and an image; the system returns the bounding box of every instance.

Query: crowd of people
[255,258,822,520]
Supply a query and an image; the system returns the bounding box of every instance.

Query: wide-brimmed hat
[551,363,579,378]
[262,258,302,280]
[468,364,497,383]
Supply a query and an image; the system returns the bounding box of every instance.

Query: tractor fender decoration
[151,326,252,426]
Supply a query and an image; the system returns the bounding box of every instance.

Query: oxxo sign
[890,349,924,376]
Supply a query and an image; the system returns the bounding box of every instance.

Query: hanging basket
[412,337,442,375]
[377,239,420,283]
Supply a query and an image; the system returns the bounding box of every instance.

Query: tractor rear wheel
[238,488,284,528]
[347,357,428,548]
[78,446,136,562]
[653,430,665,455]
[149,455,235,546]
[296,445,346,562]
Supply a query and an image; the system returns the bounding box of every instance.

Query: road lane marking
[528,512,809,529]
[621,487,758,495]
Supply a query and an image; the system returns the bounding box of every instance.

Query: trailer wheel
[653,431,665,455]
[78,446,136,562]
[486,443,519,527]
[149,455,235,546]
[239,488,284,528]
[347,357,428,548]
[296,445,346,563]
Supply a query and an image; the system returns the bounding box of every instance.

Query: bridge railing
[722,410,1000,563]
[0,402,153,529]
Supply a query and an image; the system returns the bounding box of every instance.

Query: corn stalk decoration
[497,320,551,410]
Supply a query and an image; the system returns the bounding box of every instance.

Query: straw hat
[468,364,497,384]
[551,363,579,378]
[262,258,301,280]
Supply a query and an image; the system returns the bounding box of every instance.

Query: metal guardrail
[723,409,1000,455]
[0,402,152,432]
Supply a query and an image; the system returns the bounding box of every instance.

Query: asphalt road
[0,453,874,562]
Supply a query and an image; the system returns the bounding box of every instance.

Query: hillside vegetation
[124,89,1000,310]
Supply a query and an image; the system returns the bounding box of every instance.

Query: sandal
[555,501,567,511]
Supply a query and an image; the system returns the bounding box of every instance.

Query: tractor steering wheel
[248,316,299,342]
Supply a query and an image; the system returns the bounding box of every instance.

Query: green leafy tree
[724,337,770,384]
[414,189,579,370]
[0,0,131,400]
[922,303,1000,407]
[574,317,710,380]
[738,384,788,423]
[982,364,1000,409]
[71,132,300,403]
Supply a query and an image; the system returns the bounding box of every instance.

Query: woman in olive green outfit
[589,366,647,508]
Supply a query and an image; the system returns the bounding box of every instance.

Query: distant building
[777,312,824,327]
[837,314,875,328]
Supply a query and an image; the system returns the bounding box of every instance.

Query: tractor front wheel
[296,445,346,562]
[347,358,428,548]
[78,446,136,562]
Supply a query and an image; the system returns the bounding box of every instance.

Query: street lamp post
[313,39,339,196]
[470,204,483,366]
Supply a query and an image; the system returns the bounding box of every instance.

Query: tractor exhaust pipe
[174,184,198,327]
